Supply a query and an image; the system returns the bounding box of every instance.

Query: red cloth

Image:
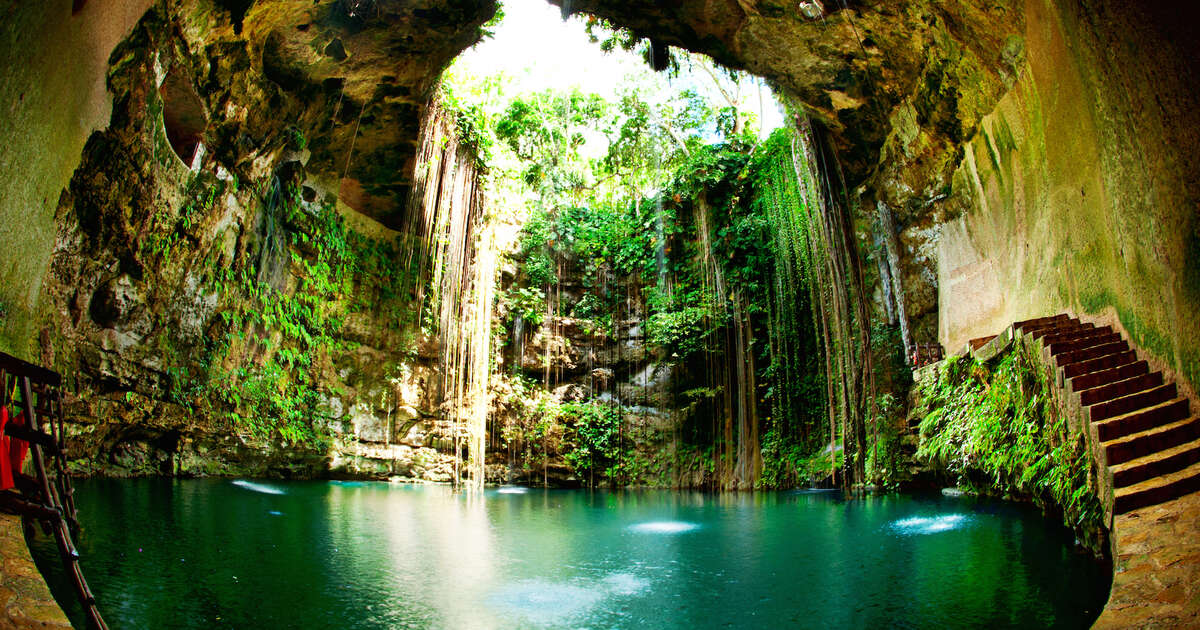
[0,407,10,490]
[7,410,28,484]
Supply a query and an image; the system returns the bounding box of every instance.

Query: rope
[342,103,367,181]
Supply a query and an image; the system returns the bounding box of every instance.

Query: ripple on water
[488,572,650,625]
[600,572,650,596]
[889,514,969,535]
[231,480,285,495]
[487,580,603,625]
[496,486,530,495]
[630,521,700,534]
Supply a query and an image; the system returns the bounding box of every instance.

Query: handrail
[0,352,61,387]
[909,343,944,369]
[0,351,105,629]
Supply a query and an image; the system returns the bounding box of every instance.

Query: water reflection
[889,514,971,535]
[629,521,701,534]
[31,481,1110,630]
[231,479,286,495]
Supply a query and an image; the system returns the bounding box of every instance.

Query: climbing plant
[915,349,1105,554]
[150,177,419,447]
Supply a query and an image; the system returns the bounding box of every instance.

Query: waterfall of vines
[407,98,498,490]
[30,0,1200,625]
[29,0,914,494]
[448,52,898,491]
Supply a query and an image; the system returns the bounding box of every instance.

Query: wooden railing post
[0,353,106,629]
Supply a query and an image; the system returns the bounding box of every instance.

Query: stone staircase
[1011,314,1200,515]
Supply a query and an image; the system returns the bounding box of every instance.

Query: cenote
[6,0,1200,626]
[32,479,1110,629]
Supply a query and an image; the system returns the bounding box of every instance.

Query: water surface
[32,479,1110,629]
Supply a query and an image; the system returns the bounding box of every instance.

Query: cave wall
[937,0,1200,395]
[4,0,1197,478]
[0,0,494,355]
[493,287,686,488]
[4,1,494,478]
[0,0,153,361]
[556,0,1199,399]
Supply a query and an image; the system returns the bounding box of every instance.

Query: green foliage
[500,126,828,485]
[478,3,504,40]
[495,90,608,202]
[447,42,824,486]
[560,401,624,484]
[439,81,496,163]
[644,290,719,360]
[497,377,565,478]
[514,209,556,286]
[583,14,650,57]
[865,393,904,488]
[600,87,711,198]
[140,176,224,266]
[915,349,1105,553]
[173,180,416,447]
[745,128,826,461]
[284,126,306,151]
[759,427,809,488]
[503,286,546,325]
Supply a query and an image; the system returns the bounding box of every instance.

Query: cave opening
[27,0,1181,625]
[433,0,803,493]
[158,67,207,168]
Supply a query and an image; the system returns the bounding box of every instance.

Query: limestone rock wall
[492,264,751,489]
[937,0,1200,397]
[27,3,490,478]
[3,0,1197,480]
[555,0,1200,402]
[0,0,153,362]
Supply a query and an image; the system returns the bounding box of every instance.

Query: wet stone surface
[0,513,70,628]
[1095,492,1200,629]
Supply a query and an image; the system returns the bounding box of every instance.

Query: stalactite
[874,231,897,326]
[876,200,910,360]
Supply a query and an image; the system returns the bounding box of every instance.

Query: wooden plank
[0,353,60,388]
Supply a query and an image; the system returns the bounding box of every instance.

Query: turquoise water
[32,479,1110,629]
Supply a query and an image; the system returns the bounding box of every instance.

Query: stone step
[1078,371,1164,407]
[1102,414,1200,466]
[1045,330,1119,356]
[1070,360,1150,393]
[1013,313,1070,331]
[1114,459,1200,514]
[1029,319,1087,341]
[1019,315,1075,334]
[1055,340,1131,368]
[968,335,997,351]
[1089,383,1178,423]
[1063,350,1138,379]
[1096,397,1191,442]
[1110,437,1200,488]
[1041,324,1110,347]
